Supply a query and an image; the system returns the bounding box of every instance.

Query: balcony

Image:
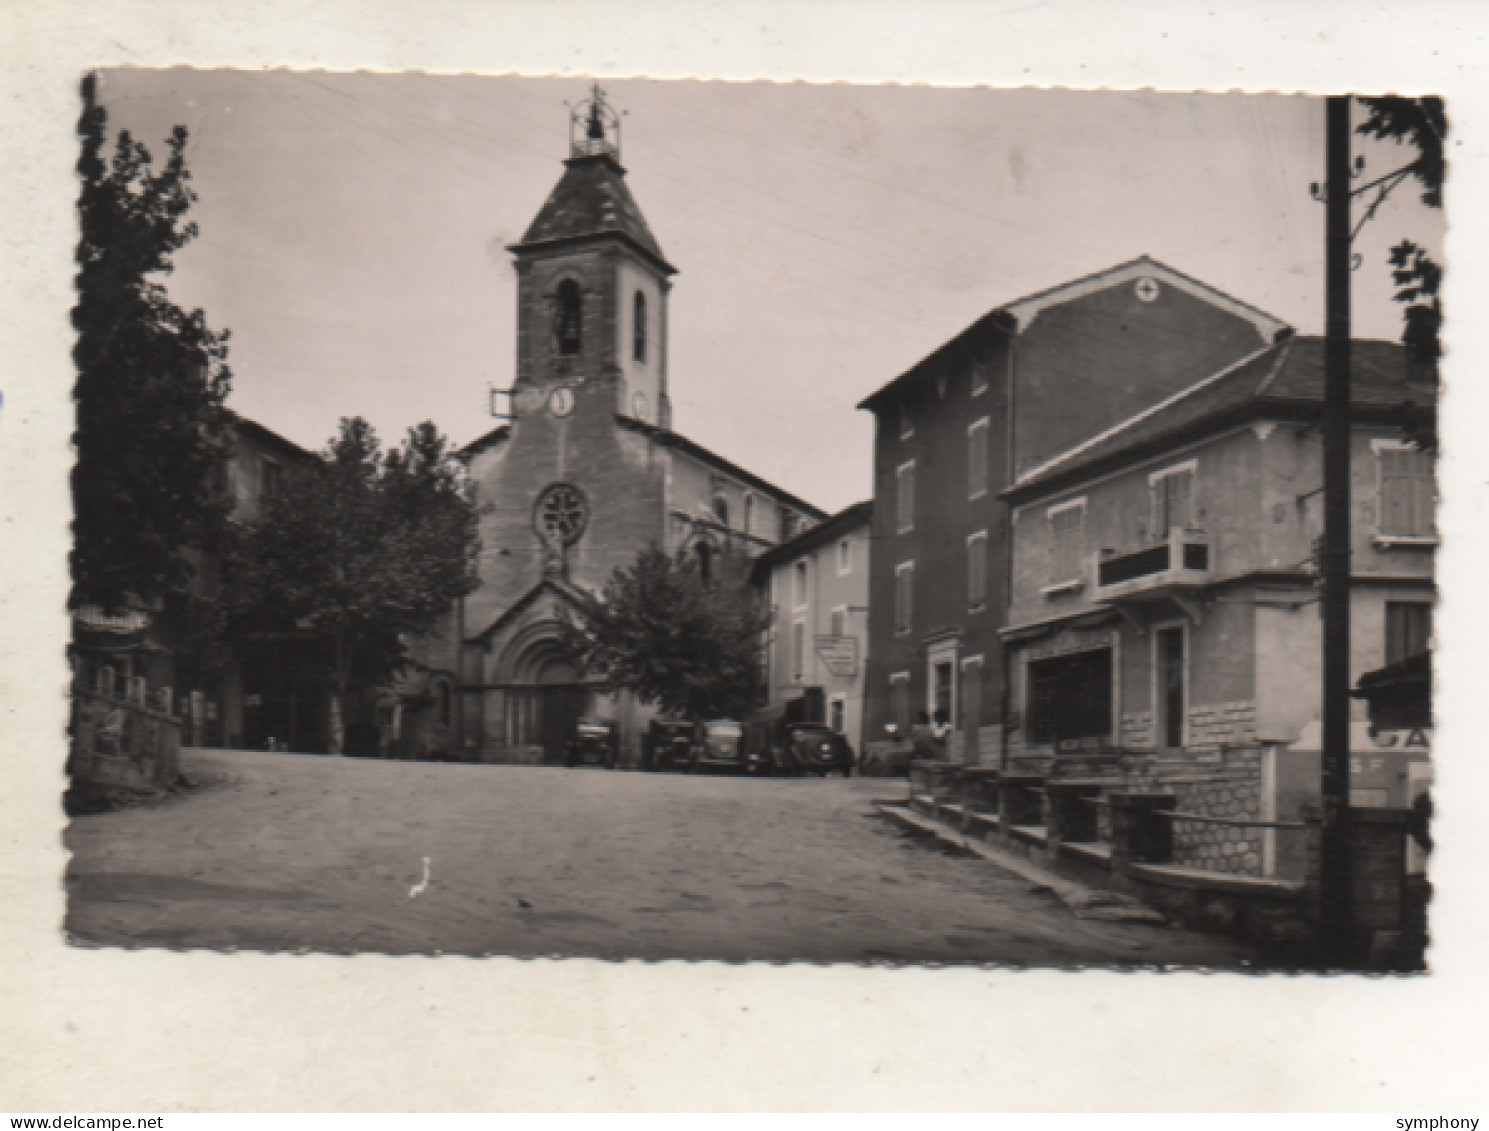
[1095,527,1211,604]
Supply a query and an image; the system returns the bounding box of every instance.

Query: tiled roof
[1004,335,1436,501]
[750,500,873,580]
[857,255,1289,411]
[512,154,673,272]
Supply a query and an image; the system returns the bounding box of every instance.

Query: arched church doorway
[502,634,591,760]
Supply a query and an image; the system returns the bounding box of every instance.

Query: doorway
[1157,625,1186,751]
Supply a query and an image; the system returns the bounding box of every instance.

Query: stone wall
[71,688,182,791]
[1187,699,1258,756]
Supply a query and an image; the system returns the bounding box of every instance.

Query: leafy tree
[1355,97,1446,371]
[225,417,480,754]
[71,72,233,613]
[559,545,773,722]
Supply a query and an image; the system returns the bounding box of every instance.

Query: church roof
[615,415,828,521]
[511,154,675,275]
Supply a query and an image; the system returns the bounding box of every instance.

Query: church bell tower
[507,84,677,429]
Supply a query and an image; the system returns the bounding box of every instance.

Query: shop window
[1028,648,1113,745]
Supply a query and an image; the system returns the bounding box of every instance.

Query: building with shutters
[857,257,1294,768]
[750,501,873,756]
[998,333,1436,772]
[399,86,825,764]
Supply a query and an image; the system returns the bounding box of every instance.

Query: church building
[399,87,825,764]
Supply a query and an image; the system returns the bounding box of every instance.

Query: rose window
[535,483,589,546]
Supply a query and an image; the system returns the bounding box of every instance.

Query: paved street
[66,749,1254,965]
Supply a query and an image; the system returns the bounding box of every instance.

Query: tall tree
[71,72,233,612]
[560,546,772,721]
[225,417,480,754]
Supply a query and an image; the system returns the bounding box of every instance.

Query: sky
[94,71,1445,515]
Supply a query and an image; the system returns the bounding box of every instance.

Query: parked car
[688,719,748,775]
[564,717,618,769]
[778,722,855,777]
[643,718,695,773]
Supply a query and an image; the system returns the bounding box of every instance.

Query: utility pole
[1319,94,1354,962]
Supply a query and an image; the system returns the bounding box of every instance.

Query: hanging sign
[815,635,859,677]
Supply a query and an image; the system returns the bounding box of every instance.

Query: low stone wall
[71,689,182,791]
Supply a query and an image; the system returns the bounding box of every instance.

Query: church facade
[398,88,825,765]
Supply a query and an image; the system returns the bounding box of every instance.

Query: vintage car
[777,722,855,778]
[687,719,749,775]
[564,717,619,769]
[642,718,696,773]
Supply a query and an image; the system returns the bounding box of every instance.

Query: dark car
[564,717,618,769]
[778,723,855,777]
[688,719,748,775]
[643,718,695,773]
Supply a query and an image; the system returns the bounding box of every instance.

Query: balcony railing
[1095,528,1210,598]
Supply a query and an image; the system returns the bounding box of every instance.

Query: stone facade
[404,96,825,764]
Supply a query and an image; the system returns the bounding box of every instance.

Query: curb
[874,800,1168,925]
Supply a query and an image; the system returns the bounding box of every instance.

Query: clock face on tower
[549,386,575,417]
[632,391,648,421]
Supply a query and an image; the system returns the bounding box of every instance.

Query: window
[633,290,647,362]
[899,403,914,440]
[792,621,807,680]
[793,560,808,608]
[829,606,846,637]
[1048,499,1086,587]
[970,350,989,397]
[1028,648,1113,745]
[890,673,911,732]
[829,696,846,734]
[967,531,988,610]
[713,494,729,529]
[1374,441,1436,540]
[743,493,754,538]
[837,538,851,576]
[780,505,797,541]
[896,461,915,533]
[260,457,282,503]
[1386,602,1433,665]
[1150,462,1195,537]
[968,418,990,499]
[555,279,583,355]
[894,562,914,634]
